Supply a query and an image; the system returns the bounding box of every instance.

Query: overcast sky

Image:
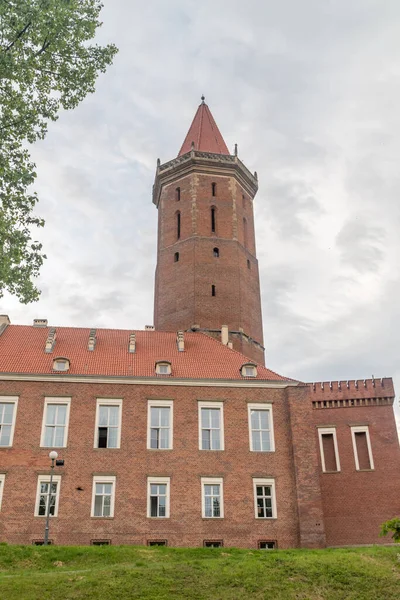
[2,1,399,423]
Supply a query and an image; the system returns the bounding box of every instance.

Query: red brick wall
[0,380,301,548]
[153,170,264,364]
[1,378,398,548]
[311,380,400,546]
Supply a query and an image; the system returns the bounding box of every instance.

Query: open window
[94,399,122,449]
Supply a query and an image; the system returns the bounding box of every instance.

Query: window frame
[34,475,61,517]
[198,401,224,451]
[253,477,277,519]
[94,399,122,449]
[91,475,116,518]
[40,397,71,448]
[201,477,224,519]
[0,396,18,448]
[318,427,341,473]
[248,403,275,452]
[350,426,374,471]
[147,400,173,450]
[0,474,5,510]
[147,476,171,518]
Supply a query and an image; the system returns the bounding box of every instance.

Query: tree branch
[4,20,32,52]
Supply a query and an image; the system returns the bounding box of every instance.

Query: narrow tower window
[213,248,219,258]
[176,187,181,201]
[247,259,251,269]
[211,285,216,297]
[212,182,217,197]
[211,207,216,233]
[243,217,248,248]
[174,252,179,262]
[176,211,181,240]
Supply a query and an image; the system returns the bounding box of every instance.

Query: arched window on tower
[211,207,216,233]
[176,211,181,240]
[243,217,248,248]
[212,182,217,197]
[176,187,181,201]
[213,247,219,258]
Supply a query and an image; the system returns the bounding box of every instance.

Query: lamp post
[44,450,58,546]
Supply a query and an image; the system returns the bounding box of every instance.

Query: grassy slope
[0,545,399,600]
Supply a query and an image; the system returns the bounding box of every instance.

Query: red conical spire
[178,96,230,156]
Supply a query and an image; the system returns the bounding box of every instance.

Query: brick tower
[153,97,265,364]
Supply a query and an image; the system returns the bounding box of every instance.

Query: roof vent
[88,329,96,351]
[145,325,155,331]
[128,333,136,353]
[33,319,48,327]
[177,331,184,352]
[45,328,57,353]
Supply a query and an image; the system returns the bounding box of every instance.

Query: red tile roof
[178,100,230,156]
[0,325,292,381]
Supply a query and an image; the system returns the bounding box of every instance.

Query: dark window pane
[98,427,108,448]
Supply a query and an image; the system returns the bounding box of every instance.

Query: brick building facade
[0,100,399,548]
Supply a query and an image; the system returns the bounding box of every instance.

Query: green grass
[0,544,399,599]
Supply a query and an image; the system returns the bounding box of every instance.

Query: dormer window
[52,358,70,372]
[155,361,172,376]
[241,363,257,378]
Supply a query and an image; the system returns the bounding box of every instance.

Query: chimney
[45,328,56,353]
[128,333,136,353]
[177,331,184,352]
[145,325,155,331]
[221,325,229,346]
[0,315,10,336]
[88,329,96,351]
[33,318,48,327]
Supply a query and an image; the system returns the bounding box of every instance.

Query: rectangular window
[91,539,111,546]
[41,398,71,448]
[91,476,116,517]
[94,399,122,449]
[248,403,275,452]
[0,474,5,511]
[147,400,173,449]
[201,477,223,518]
[0,396,18,447]
[351,426,374,470]
[318,427,340,472]
[253,478,277,519]
[258,540,276,550]
[34,475,61,517]
[198,402,224,450]
[147,477,170,518]
[148,540,167,546]
[204,540,223,548]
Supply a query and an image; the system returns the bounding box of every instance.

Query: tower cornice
[152,150,258,207]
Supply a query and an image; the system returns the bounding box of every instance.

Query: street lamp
[44,450,58,546]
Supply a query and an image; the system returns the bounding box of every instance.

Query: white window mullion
[91,476,116,517]
[198,402,224,451]
[35,475,61,517]
[0,397,18,448]
[248,403,274,452]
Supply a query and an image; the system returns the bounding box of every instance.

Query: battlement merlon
[308,377,395,401]
[152,150,258,207]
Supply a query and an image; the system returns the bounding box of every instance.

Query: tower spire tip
[201,94,205,104]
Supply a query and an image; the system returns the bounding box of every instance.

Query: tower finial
[201,95,205,104]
